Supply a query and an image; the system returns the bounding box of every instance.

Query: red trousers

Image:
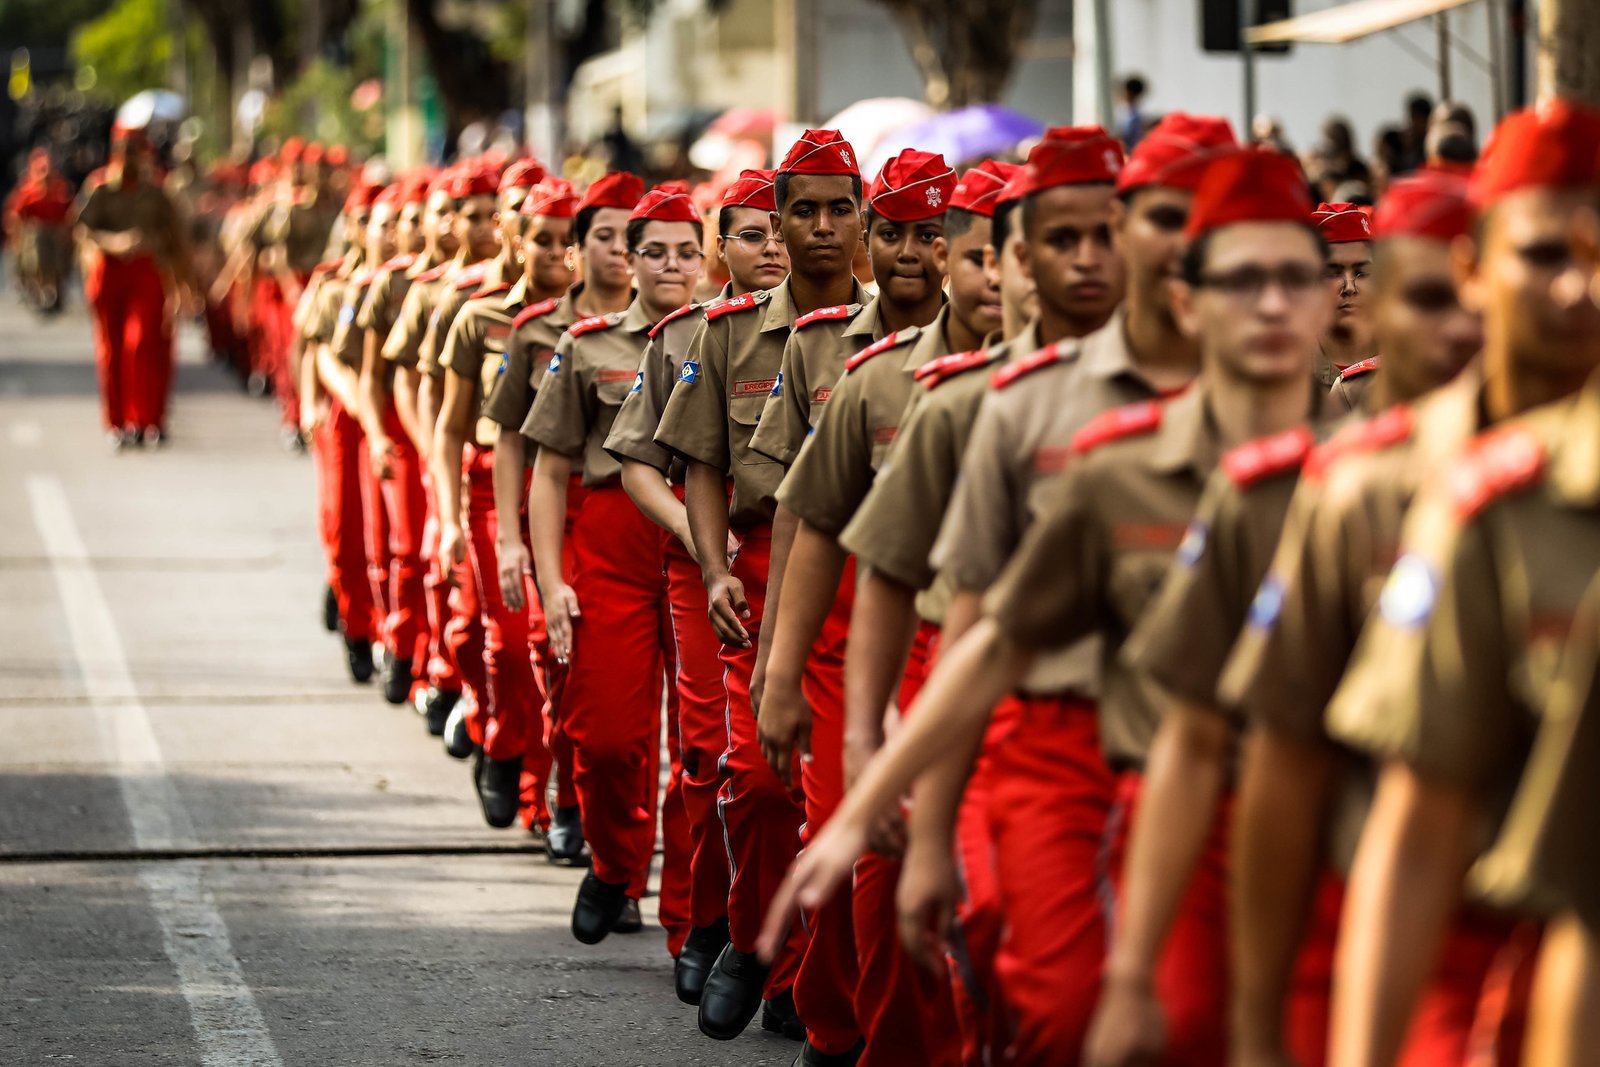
[982,696,1117,1066]
[441,481,488,732]
[560,484,668,897]
[950,706,1013,1067]
[664,533,734,934]
[248,273,301,430]
[420,472,464,695]
[1108,772,1230,1067]
[360,448,395,653]
[462,445,549,794]
[852,623,963,1067]
[521,475,584,824]
[658,590,693,956]
[374,402,430,672]
[794,560,863,1056]
[313,400,377,641]
[714,527,807,996]
[85,253,172,432]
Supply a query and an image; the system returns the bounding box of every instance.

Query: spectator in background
[1426,101,1478,173]
[1118,75,1150,148]
[1309,116,1372,201]
[1251,113,1293,154]
[1371,125,1406,190]
[1397,90,1434,172]
[601,106,646,176]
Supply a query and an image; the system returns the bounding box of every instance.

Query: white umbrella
[812,97,934,167]
[116,89,186,130]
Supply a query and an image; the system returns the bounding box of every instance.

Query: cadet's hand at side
[706,572,751,647]
[758,674,811,789]
[896,836,958,972]
[758,809,869,963]
[1085,973,1166,1067]
[497,538,531,612]
[540,580,581,663]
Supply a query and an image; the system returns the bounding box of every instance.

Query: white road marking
[10,420,42,447]
[26,475,284,1067]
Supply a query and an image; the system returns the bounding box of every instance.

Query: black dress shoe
[571,871,627,945]
[545,805,588,866]
[382,657,414,705]
[675,918,731,1005]
[793,1039,864,1066]
[322,586,339,633]
[613,897,643,934]
[442,700,475,758]
[344,637,374,683]
[473,751,522,828]
[423,687,460,735]
[761,987,806,1041]
[697,944,769,1041]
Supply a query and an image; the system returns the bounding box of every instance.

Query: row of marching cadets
[282,97,1600,1067]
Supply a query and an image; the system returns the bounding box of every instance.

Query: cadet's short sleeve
[74,183,111,231]
[419,290,468,380]
[483,320,543,428]
[933,390,1028,591]
[983,461,1106,650]
[655,320,731,471]
[438,306,485,382]
[291,274,324,336]
[1124,471,1250,711]
[750,332,813,466]
[1326,499,1520,789]
[329,287,366,368]
[382,283,428,368]
[777,370,875,536]
[522,334,590,458]
[357,269,392,333]
[604,332,672,471]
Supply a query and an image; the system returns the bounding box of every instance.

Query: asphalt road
[0,289,799,1066]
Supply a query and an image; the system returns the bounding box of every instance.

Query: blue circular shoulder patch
[1379,553,1438,628]
[1248,574,1285,630]
[1176,521,1209,568]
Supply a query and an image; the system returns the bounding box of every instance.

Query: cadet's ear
[1012,232,1034,283]
[1109,196,1128,253]
[982,243,1002,290]
[931,234,950,276]
[1451,227,1484,315]
[1169,276,1202,340]
[769,209,782,233]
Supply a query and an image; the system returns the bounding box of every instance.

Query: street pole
[1239,0,1256,137]
[1436,12,1452,100]
[525,0,561,165]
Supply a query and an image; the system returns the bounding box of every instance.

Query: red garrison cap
[248,158,277,186]
[630,180,702,223]
[326,144,349,168]
[399,171,432,206]
[949,159,1021,217]
[1313,202,1374,243]
[777,129,860,177]
[374,183,403,211]
[1184,147,1313,240]
[1018,125,1125,198]
[521,176,578,218]
[579,171,645,212]
[1373,170,1471,242]
[446,166,497,201]
[868,149,958,222]
[500,158,546,194]
[280,137,305,165]
[721,168,778,213]
[1116,113,1238,195]
[345,182,382,214]
[1467,98,1600,208]
[304,142,325,167]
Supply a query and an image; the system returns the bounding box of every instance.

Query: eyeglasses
[634,247,706,273]
[721,229,782,251]
[1195,264,1324,301]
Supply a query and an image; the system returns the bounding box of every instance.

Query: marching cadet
[750,147,965,1067]
[910,116,1233,1067]
[523,181,699,945]
[1320,99,1600,1067]
[72,124,198,449]
[300,181,381,682]
[653,129,867,1048]
[1313,202,1377,389]
[432,162,553,830]
[600,169,790,1005]
[762,148,1329,1067]
[354,172,434,707]
[1215,169,1481,1066]
[381,169,475,737]
[482,174,632,851]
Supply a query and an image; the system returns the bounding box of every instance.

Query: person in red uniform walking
[6,147,73,312]
[72,124,199,449]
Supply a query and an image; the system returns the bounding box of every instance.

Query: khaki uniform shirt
[1326,371,1600,853]
[358,253,420,340]
[265,193,340,275]
[291,260,338,337]
[482,285,586,435]
[749,296,883,466]
[778,307,958,538]
[305,272,349,346]
[438,277,529,448]
[654,278,866,530]
[932,311,1170,695]
[523,299,655,487]
[383,263,455,370]
[75,175,184,268]
[984,385,1226,768]
[838,322,1041,621]
[420,256,514,381]
[604,285,731,479]
[1327,358,1379,415]
[330,271,376,370]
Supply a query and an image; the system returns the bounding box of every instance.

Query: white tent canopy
[1247,0,1479,45]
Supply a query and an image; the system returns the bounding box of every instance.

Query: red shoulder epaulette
[794,304,852,330]
[469,281,510,300]
[649,302,699,339]
[382,252,417,273]
[913,349,991,389]
[452,263,488,290]
[570,314,617,338]
[1222,425,1317,487]
[846,329,915,373]
[311,258,342,277]
[414,263,450,283]
[992,340,1079,390]
[1335,356,1380,383]
[704,292,761,321]
[1446,426,1546,520]
[512,298,559,330]
[1304,403,1415,481]
[1071,400,1163,454]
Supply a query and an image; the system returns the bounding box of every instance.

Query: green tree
[71,0,175,101]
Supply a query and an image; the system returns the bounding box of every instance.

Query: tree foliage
[872,0,1044,109]
[72,0,174,101]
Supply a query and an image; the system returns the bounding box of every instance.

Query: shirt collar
[622,298,655,335]
[1147,384,1222,477]
[1549,367,1600,507]
[760,279,795,333]
[502,274,529,309]
[1079,307,1142,383]
[844,296,881,340]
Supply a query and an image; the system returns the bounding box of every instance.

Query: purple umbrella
[865,104,1046,173]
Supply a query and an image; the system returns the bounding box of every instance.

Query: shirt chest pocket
[1108,551,1178,632]
[595,368,637,408]
[730,396,773,465]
